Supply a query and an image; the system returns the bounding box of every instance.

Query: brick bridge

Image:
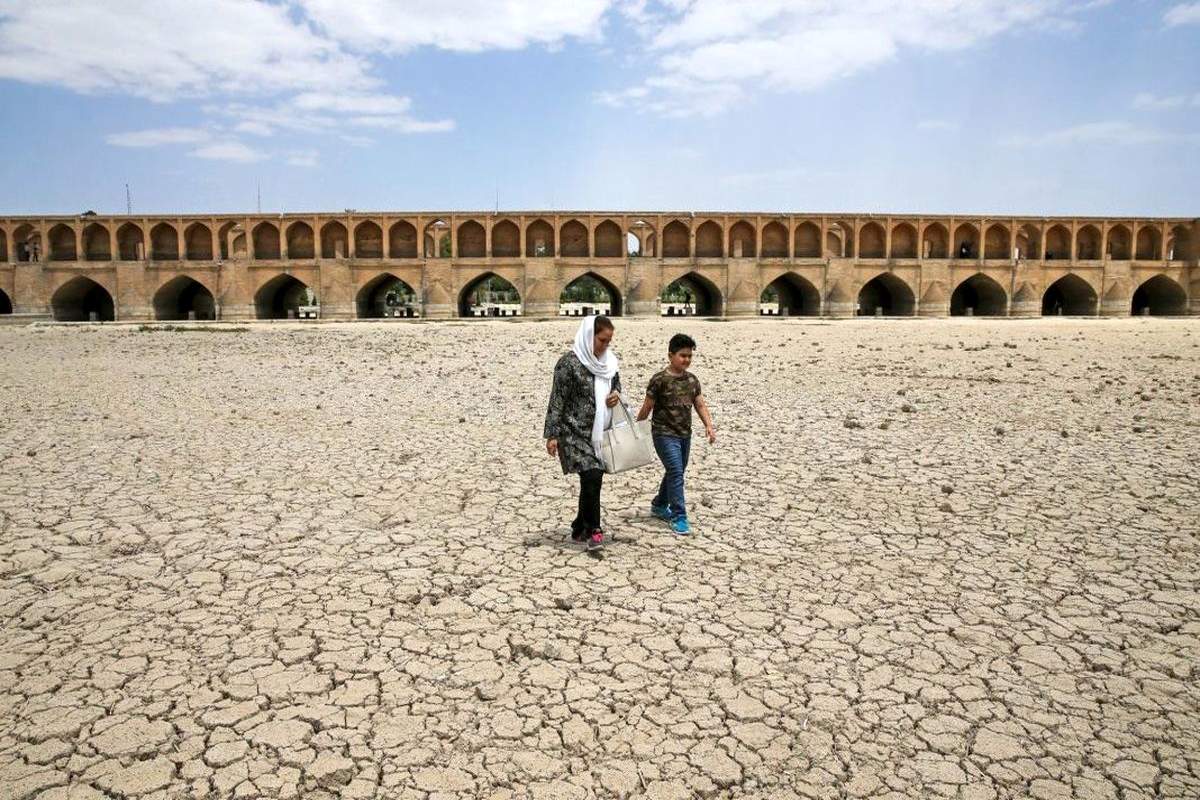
[0,212,1195,321]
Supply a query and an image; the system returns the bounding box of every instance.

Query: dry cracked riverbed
[0,317,1197,800]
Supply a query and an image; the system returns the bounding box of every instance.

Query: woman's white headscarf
[571,315,619,458]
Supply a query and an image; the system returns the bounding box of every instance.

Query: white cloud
[286,150,320,168]
[189,141,266,163]
[609,0,1105,116]
[1163,2,1200,26]
[105,127,211,147]
[296,0,612,52]
[918,119,961,132]
[1000,121,1198,147]
[1133,91,1200,109]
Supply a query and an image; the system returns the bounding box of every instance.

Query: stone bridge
[0,212,1195,321]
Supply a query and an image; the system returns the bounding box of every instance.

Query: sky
[0,0,1197,217]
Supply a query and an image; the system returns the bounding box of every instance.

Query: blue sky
[0,0,1197,217]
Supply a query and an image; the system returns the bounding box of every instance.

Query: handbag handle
[610,397,643,440]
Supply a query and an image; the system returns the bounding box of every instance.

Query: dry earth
[0,317,1198,800]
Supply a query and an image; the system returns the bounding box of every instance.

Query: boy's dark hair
[594,315,614,333]
[668,333,696,353]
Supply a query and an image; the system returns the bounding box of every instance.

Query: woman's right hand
[546,438,558,457]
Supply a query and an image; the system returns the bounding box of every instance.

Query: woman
[544,315,621,551]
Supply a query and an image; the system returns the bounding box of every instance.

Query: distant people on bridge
[544,315,621,551]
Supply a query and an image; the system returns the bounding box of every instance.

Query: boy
[636,333,716,535]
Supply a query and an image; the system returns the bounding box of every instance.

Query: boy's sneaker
[671,517,691,535]
[587,529,605,551]
[651,502,673,521]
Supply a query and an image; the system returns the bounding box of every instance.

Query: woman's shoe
[587,529,605,551]
[671,517,691,535]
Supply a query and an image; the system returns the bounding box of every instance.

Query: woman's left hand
[605,391,620,408]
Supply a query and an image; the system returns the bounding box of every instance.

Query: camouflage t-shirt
[646,369,702,438]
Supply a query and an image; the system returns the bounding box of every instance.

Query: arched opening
[150,223,179,261]
[857,273,916,316]
[858,222,885,258]
[491,220,520,258]
[661,272,722,316]
[48,224,76,261]
[984,224,1010,259]
[286,222,314,260]
[922,223,949,258]
[1042,274,1097,316]
[526,219,554,257]
[560,273,622,316]
[953,224,979,259]
[1167,225,1191,262]
[253,222,280,260]
[389,220,418,258]
[354,221,383,259]
[457,220,486,258]
[951,274,1007,316]
[559,220,588,257]
[728,220,756,258]
[595,220,623,257]
[0,229,6,262]
[116,223,143,261]
[82,223,110,261]
[695,221,722,258]
[423,220,450,258]
[1131,275,1187,316]
[1107,225,1131,260]
[321,221,348,259]
[1135,226,1162,260]
[628,220,655,258]
[890,223,917,259]
[356,273,419,318]
[1045,225,1070,260]
[662,220,690,257]
[185,223,214,260]
[794,222,821,257]
[217,222,237,260]
[459,273,522,317]
[153,276,216,320]
[51,276,114,321]
[255,274,310,319]
[1016,224,1040,260]
[0,287,11,314]
[761,273,819,316]
[761,221,787,258]
[833,221,855,257]
[12,224,40,262]
[1076,225,1101,260]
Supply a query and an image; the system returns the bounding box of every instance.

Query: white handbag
[601,398,655,474]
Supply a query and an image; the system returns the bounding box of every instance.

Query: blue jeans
[652,434,691,519]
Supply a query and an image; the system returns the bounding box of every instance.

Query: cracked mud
[0,318,1197,799]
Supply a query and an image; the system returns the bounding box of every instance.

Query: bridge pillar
[319,259,355,320]
[626,258,662,317]
[12,261,47,315]
[522,259,559,318]
[217,261,255,320]
[725,260,759,316]
[115,263,151,320]
[1189,269,1200,315]
[422,260,454,319]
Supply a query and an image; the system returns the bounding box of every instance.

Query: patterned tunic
[543,352,623,474]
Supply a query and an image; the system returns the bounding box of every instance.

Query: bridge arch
[661,271,722,316]
[116,223,143,261]
[0,287,10,315]
[185,222,214,260]
[150,223,179,260]
[662,220,690,257]
[594,219,623,257]
[794,221,821,257]
[1042,274,1097,316]
[285,221,314,259]
[762,273,820,316]
[1045,224,1070,259]
[526,219,554,257]
[253,222,281,260]
[12,224,40,262]
[858,222,885,258]
[560,272,622,316]
[921,222,948,258]
[1076,225,1101,260]
[1167,225,1191,261]
[255,273,309,319]
[491,219,520,258]
[1131,275,1187,316]
[729,220,756,258]
[457,219,486,258]
[559,219,589,257]
[388,220,418,258]
[320,221,348,259]
[357,272,418,318]
[1016,224,1040,260]
[82,223,110,261]
[951,273,1007,316]
[695,220,722,258]
[48,224,76,261]
[857,272,916,316]
[1135,225,1162,260]
[761,221,787,258]
[354,221,383,258]
[459,272,522,317]
[953,223,979,259]
[51,275,114,321]
[984,224,1010,259]
[153,275,216,320]
[1107,224,1131,260]
[890,223,917,258]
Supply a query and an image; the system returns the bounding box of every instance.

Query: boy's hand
[546,438,558,457]
[605,391,620,408]
[705,425,717,444]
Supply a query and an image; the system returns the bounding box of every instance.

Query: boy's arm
[636,395,654,422]
[694,394,716,443]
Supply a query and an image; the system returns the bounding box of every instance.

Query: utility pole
[125,184,132,215]
[256,182,262,214]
